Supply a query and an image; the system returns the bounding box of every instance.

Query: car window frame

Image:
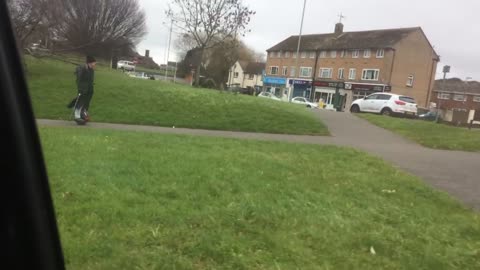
[1,3,65,269]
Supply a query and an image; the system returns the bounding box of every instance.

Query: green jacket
[75,65,95,94]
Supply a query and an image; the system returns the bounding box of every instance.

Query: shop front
[314,81,347,110]
[289,79,313,99]
[263,77,287,98]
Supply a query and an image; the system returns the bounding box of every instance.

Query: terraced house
[265,23,439,110]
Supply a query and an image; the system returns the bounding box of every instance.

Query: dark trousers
[77,92,93,111]
[69,92,93,110]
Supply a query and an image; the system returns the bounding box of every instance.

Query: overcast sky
[138,0,480,80]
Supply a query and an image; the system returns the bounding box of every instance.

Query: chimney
[145,49,150,58]
[334,23,344,35]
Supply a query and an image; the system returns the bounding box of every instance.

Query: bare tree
[6,0,54,49]
[51,0,147,58]
[178,38,259,89]
[7,0,147,60]
[253,52,266,63]
[168,0,255,86]
[174,33,200,61]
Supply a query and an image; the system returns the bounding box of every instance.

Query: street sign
[443,65,451,73]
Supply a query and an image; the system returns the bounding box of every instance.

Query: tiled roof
[244,62,265,75]
[434,78,480,95]
[238,61,249,70]
[267,27,421,52]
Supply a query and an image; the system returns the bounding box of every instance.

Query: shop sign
[314,81,345,88]
[289,79,311,86]
[345,83,387,92]
[264,76,287,85]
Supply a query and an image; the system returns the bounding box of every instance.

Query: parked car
[419,111,440,121]
[117,60,135,71]
[258,92,281,101]
[350,93,417,117]
[128,72,153,80]
[292,97,319,109]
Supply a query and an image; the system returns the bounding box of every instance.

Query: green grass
[40,127,480,270]
[358,114,480,152]
[26,56,326,135]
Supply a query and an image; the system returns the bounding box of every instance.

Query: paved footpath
[38,113,480,210]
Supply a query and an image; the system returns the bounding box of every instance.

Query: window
[277,51,282,58]
[309,52,315,58]
[320,51,327,58]
[234,72,239,78]
[290,67,296,77]
[248,74,254,80]
[364,49,371,58]
[285,51,290,58]
[300,67,312,77]
[270,52,275,58]
[349,68,356,80]
[376,49,385,58]
[399,96,416,103]
[437,93,451,100]
[282,66,288,76]
[301,52,307,58]
[340,50,346,58]
[338,68,345,79]
[270,66,279,75]
[406,75,414,87]
[362,69,380,81]
[377,94,392,100]
[453,94,466,101]
[352,50,360,58]
[319,68,333,78]
[365,94,379,100]
[331,51,337,58]
[473,96,480,102]
[292,52,297,58]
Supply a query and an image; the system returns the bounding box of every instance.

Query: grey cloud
[139,0,479,80]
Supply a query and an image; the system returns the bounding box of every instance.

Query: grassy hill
[26,56,327,135]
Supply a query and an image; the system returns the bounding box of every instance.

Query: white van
[117,60,135,71]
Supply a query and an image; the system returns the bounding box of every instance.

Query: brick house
[265,23,439,110]
[227,61,265,91]
[430,78,480,123]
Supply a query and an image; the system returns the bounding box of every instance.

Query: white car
[258,92,281,101]
[350,92,417,117]
[292,97,319,109]
[117,60,135,71]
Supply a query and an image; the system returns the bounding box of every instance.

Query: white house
[227,61,265,90]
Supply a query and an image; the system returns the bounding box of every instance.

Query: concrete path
[37,114,480,209]
[313,111,480,210]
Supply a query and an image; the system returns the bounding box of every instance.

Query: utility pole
[174,62,178,83]
[291,0,307,102]
[165,17,174,82]
[436,65,450,123]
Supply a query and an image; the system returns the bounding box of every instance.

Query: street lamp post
[436,65,450,123]
[290,0,307,102]
[165,17,174,82]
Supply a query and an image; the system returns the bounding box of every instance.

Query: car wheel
[350,104,360,113]
[381,108,392,116]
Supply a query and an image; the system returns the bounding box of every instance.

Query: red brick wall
[430,93,480,110]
